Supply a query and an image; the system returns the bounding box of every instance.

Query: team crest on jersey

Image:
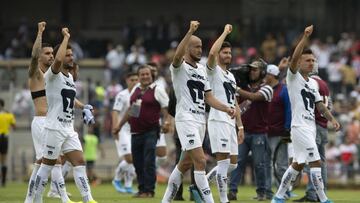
[189,139,194,145]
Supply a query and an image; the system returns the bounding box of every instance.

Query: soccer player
[294,63,332,202]
[24,22,74,203]
[205,24,244,203]
[271,25,340,203]
[161,21,235,203]
[32,27,97,203]
[111,72,138,193]
[0,98,16,187]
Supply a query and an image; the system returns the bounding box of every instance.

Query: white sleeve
[314,88,323,103]
[170,60,185,71]
[259,85,273,102]
[44,66,58,82]
[155,86,169,108]
[113,93,124,112]
[286,68,299,83]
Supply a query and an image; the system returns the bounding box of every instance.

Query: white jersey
[286,69,322,131]
[170,61,211,124]
[207,65,236,126]
[44,68,76,132]
[113,89,131,132]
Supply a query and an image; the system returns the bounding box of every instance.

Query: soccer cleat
[124,187,136,194]
[47,190,61,199]
[321,200,333,203]
[271,196,285,203]
[188,185,203,203]
[87,200,98,203]
[112,180,126,193]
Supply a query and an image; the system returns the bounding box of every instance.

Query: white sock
[310,167,328,202]
[33,164,53,203]
[114,160,128,181]
[194,170,214,203]
[73,165,93,202]
[24,163,40,203]
[162,166,183,203]
[156,156,167,167]
[124,164,135,188]
[216,159,230,203]
[51,164,70,203]
[275,166,299,199]
[206,166,218,183]
[228,163,237,174]
[62,161,72,178]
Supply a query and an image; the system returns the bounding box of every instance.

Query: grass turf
[1,182,359,203]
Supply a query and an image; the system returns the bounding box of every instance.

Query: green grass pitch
[1,182,359,202]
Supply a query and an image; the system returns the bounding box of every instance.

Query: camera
[229,59,268,88]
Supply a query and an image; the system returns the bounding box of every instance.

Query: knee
[193,157,206,170]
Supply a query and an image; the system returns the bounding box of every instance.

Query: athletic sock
[114,160,128,181]
[73,165,94,202]
[124,163,135,188]
[206,166,217,183]
[310,167,328,202]
[62,161,72,178]
[33,164,53,203]
[51,164,70,203]
[194,170,214,203]
[216,159,230,203]
[24,163,40,203]
[275,165,299,199]
[156,156,167,167]
[162,166,182,203]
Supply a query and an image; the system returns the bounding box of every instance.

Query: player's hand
[62,27,70,38]
[161,121,171,134]
[281,129,292,143]
[38,21,46,33]
[304,25,313,38]
[82,108,95,125]
[189,21,200,33]
[278,57,290,70]
[224,24,232,35]
[237,127,244,144]
[226,107,236,118]
[331,119,341,131]
[112,127,120,140]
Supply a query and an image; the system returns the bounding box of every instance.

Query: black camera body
[229,59,268,88]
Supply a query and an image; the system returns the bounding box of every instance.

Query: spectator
[339,135,358,183]
[105,43,126,84]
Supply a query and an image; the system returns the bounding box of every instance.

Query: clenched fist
[189,21,200,33]
[38,21,46,33]
[224,24,232,35]
[304,25,313,38]
[62,27,70,38]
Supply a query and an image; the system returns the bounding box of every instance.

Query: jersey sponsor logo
[186,134,195,138]
[191,73,206,81]
[64,81,76,88]
[189,108,206,115]
[46,145,55,149]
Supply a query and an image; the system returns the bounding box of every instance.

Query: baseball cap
[266,64,280,76]
[248,59,267,70]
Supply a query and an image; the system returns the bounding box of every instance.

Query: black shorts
[86,160,95,169]
[0,134,8,154]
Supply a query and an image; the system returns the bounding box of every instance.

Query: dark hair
[137,65,154,80]
[0,99,4,107]
[220,41,232,51]
[53,44,72,56]
[302,48,313,55]
[147,62,158,69]
[41,43,52,49]
[126,72,138,78]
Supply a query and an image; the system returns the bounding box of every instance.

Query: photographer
[229,60,274,201]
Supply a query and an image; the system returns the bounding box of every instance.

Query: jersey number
[61,89,76,118]
[223,82,236,105]
[187,80,205,110]
[301,89,315,112]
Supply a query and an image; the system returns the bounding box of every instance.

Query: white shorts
[156,133,167,147]
[43,128,83,160]
[31,116,46,160]
[208,120,238,155]
[115,128,132,157]
[291,127,320,164]
[176,121,205,151]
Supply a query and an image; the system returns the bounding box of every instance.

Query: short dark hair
[53,44,72,56]
[147,62,158,69]
[220,41,232,51]
[0,99,4,107]
[302,48,313,55]
[126,72,138,78]
[137,65,152,74]
[41,43,52,49]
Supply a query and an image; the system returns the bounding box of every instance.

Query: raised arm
[289,25,313,73]
[29,22,46,77]
[207,24,232,69]
[172,21,200,67]
[52,28,70,73]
